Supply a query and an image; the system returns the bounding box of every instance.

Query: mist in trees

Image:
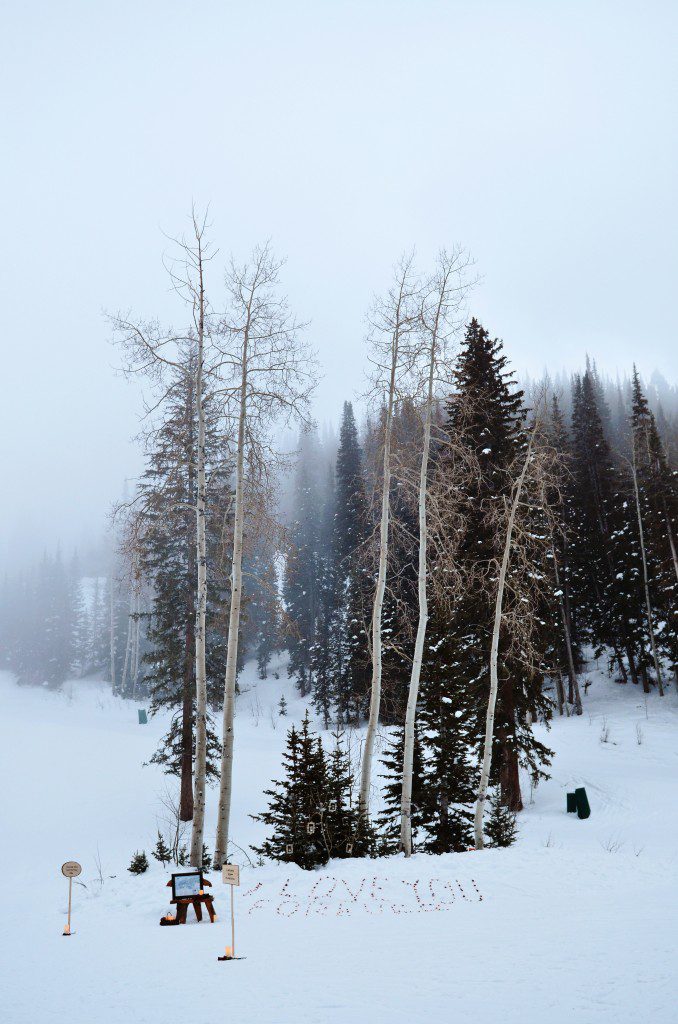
[3,213,677,867]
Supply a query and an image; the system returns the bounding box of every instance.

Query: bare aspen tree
[128,209,215,852]
[109,574,116,691]
[117,546,142,697]
[473,407,563,848]
[120,592,134,694]
[181,214,211,866]
[552,549,582,714]
[111,209,218,846]
[131,590,142,695]
[626,449,665,697]
[212,245,316,868]
[359,254,420,817]
[399,247,474,856]
[473,433,534,848]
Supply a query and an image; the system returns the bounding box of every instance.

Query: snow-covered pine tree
[251,712,330,869]
[485,789,518,848]
[128,851,149,874]
[67,552,88,679]
[240,540,281,680]
[544,396,584,713]
[283,428,326,697]
[377,722,428,853]
[331,401,371,724]
[423,320,552,815]
[134,350,231,821]
[310,464,337,727]
[630,369,678,681]
[322,728,375,858]
[569,367,646,687]
[12,549,80,688]
[152,831,172,867]
[417,673,476,852]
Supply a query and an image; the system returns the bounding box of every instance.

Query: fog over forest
[1,1,677,571]
[2,7,677,1022]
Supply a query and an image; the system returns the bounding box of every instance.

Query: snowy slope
[1,661,676,1024]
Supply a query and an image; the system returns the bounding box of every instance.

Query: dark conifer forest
[3,322,676,858]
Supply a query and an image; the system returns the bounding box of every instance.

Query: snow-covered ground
[1,659,676,1024]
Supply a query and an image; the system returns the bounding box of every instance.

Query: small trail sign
[218,864,242,961]
[61,861,82,936]
[221,864,240,886]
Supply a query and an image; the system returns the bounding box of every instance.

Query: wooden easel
[160,877,217,926]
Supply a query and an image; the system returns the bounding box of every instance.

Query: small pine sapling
[201,844,212,870]
[278,695,288,717]
[485,791,518,849]
[251,713,329,869]
[177,844,188,866]
[128,851,149,874]
[152,830,172,867]
[324,728,376,860]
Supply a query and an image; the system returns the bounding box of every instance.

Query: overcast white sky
[1,0,676,568]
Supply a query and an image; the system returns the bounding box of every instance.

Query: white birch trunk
[109,576,116,691]
[399,343,435,855]
[191,266,209,863]
[359,340,398,815]
[130,598,141,700]
[132,594,141,689]
[663,498,678,586]
[630,455,664,697]
[552,543,582,714]
[473,431,535,850]
[120,596,133,696]
[213,336,248,868]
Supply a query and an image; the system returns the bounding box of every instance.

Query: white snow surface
[1,656,676,1024]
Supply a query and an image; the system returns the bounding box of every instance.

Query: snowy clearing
[1,662,676,1024]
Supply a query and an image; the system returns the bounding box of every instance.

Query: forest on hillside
[1,227,677,868]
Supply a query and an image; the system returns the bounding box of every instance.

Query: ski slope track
[1,660,676,1024]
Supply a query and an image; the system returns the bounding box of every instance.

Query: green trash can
[566,792,577,813]
[138,709,148,725]
[574,787,590,819]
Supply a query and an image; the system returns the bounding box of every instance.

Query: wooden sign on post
[218,864,242,961]
[61,861,82,936]
[221,864,240,886]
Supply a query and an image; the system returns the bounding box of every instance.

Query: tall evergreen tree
[331,402,371,724]
[569,367,646,686]
[310,465,337,726]
[283,428,326,697]
[423,320,552,816]
[136,351,232,820]
[377,722,428,852]
[379,398,421,724]
[630,369,678,680]
[544,396,584,711]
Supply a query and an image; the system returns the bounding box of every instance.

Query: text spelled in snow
[244,876,484,917]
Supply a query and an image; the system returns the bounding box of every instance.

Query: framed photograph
[171,871,203,900]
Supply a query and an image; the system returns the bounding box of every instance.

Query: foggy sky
[1,0,676,570]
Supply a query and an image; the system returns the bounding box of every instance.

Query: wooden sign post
[218,863,241,961]
[61,861,82,936]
